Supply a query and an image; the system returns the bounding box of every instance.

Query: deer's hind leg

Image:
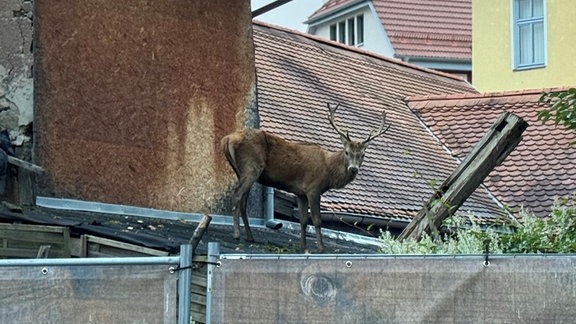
[231,167,262,242]
[232,180,254,242]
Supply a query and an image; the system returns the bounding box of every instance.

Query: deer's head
[328,103,390,175]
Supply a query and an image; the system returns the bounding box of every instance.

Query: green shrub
[379,196,576,254]
[501,196,576,253]
[379,213,504,254]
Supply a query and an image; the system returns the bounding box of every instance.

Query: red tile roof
[309,0,472,61]
[252,21,503,223]
[409,88,576,217]
[374,0,471,60]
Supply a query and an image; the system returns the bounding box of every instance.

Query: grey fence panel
[0,260,178,323]
[210,255,576,324]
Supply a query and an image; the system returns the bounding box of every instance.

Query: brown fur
[221,104,389,252]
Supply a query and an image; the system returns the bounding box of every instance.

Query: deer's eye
[345,150,349,156]
[361,153,365,159]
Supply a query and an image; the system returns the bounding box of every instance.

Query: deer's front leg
[232,198,241,240]
[296,195,309,252]
[308,194,324,253]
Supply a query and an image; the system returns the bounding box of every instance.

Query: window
[328,14,364,47]
[512,0,545,70]
[338,21,346,43]
[347,18,355,45]
[329,24,337,41]
[357,15,364,44]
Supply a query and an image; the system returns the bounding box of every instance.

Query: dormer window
[329,14,364,47]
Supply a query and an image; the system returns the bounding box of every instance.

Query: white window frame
[328,14,364,47]
[511,0,546,70]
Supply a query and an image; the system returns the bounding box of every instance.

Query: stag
[221,103,389,252]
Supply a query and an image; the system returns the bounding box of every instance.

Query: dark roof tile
[253,21,503,223]
[410,88,576,217]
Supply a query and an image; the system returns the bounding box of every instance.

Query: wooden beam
[398,112,528,241]
[189,214,212,253]
[7,156,44,174]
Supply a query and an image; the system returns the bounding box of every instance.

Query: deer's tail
[221,135,241,178]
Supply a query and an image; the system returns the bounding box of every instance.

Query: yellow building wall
[473,0,576,92]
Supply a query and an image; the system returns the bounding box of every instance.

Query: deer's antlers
[327,103,390,144]
[363,109,390,144]
[327,103,351,141]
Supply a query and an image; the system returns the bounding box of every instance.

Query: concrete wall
[473,0,576,92]
[34,0,257,214]
[0,0,33,148]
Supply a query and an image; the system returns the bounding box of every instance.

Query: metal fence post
[205,242,220,324]
[178,244,192,324]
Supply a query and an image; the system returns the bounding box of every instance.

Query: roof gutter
[320,211,409,230]
[266,188,408,244]
[264,187,407,231]
[278,218,387,248]
[396,55,471,65]
[265,186,283,229]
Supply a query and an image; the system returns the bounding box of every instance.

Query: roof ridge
[406,86,574,103]
[252,20,468,83]
[388,32,471,41]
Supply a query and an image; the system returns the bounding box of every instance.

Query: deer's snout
[348,165,359,174]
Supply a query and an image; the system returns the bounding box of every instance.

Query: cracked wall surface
[0,0,33,147]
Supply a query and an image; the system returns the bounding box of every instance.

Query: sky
[251,0,325,32]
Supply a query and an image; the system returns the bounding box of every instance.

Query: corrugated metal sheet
[34,0,256,213]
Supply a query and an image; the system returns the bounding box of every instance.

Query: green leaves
[538,88,576,131]
[379,195,576,254]
[501,197,576,253]
[379,214,505,254]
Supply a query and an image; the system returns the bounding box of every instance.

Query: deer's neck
[327,151,357,189]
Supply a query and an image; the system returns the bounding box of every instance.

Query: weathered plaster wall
[34,0,257,214]
[473,0,576,91]
[0,0,33,146]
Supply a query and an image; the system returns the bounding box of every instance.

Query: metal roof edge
[278,219,386,249]
[35,196,267,227]
[304,0,368,25]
